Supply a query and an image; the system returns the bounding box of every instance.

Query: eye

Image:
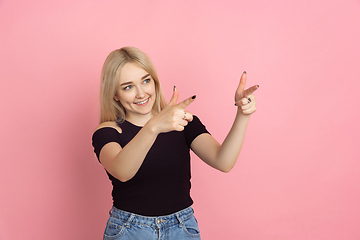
[143,78,151,84]
[124,85,132,90]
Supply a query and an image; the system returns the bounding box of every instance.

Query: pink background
[1,0,360,239]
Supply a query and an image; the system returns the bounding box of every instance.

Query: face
[115,62,156,123]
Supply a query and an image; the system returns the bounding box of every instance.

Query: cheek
[149,82,156,95]
[118,91,135,105]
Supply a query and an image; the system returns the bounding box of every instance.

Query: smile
[134,98,149,105]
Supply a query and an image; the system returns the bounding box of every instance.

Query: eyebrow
[120,74,151,86]
[141,74,151,80]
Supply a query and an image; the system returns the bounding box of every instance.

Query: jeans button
[157,219,161,224]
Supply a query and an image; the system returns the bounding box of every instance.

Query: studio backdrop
[1,0,360,239]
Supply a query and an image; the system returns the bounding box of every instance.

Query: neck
[125,113,153,127]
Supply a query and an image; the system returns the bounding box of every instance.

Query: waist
[111,184,193,216]
[109,206,195,228]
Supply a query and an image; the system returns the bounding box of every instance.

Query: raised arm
[190,72,258,172]
[97,87,196,182]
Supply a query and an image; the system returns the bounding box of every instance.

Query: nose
[136,86,145,98]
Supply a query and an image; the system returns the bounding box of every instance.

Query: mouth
[134,98,150,106]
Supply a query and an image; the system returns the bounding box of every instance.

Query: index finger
[177,95,197,109]
[243,85,259,97]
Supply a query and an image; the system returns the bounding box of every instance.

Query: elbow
[109,170,135,182]
[218,165,234,173]
[221,168,232,173]
[104,163,137,182]
[117,176,131,182]
[210,160,235,173]
[116,174,135,182]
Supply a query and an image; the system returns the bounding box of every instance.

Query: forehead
[118,62,149,83]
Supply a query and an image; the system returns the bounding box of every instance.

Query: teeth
[136,99,148,105]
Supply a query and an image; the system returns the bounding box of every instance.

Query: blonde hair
[99,47,166,123]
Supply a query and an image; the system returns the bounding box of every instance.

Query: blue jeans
[103,206,201,240]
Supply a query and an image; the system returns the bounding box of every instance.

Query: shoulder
[187,115,206,128]
[184,115,210,146]
[92,121,123,159]
[94,121,122,134]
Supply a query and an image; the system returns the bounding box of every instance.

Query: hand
[148,87,196,134]
[234,72,259,115]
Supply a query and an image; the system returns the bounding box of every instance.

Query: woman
[92,46,258,240]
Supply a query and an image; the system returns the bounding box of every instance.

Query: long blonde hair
[99,47,166,123]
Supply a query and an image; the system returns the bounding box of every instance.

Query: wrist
[143,119,160,136]
[236,108,251,118]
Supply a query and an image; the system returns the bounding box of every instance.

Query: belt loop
[124,213,135,228]
[175,213,183,227]
[109,206,115,215]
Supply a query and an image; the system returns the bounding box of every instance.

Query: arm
[98,87,196,182]
[190,72,258,172]
[98,123,158,182]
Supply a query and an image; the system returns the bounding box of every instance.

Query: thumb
[168,86,179,106]
[236,71,247,95]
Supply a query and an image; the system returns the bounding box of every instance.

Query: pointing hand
[149,87,196,133]
[234,72,259,115]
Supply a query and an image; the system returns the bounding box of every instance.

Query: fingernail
[257,85,259,88]
[192,95,196,99]
[243,71,247,74]
[173,86,176,91]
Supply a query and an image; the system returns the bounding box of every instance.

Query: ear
[114,94,119,101]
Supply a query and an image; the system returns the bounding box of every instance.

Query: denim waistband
[109,206,194,228]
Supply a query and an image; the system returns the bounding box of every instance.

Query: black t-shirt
[92,115,209,216]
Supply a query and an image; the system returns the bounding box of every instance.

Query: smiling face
[114,62,156,124]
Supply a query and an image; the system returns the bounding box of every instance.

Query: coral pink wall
[1,0,360,239]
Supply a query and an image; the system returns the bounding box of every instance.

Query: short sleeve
[92,127,121,162]
[184,115,210,147]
